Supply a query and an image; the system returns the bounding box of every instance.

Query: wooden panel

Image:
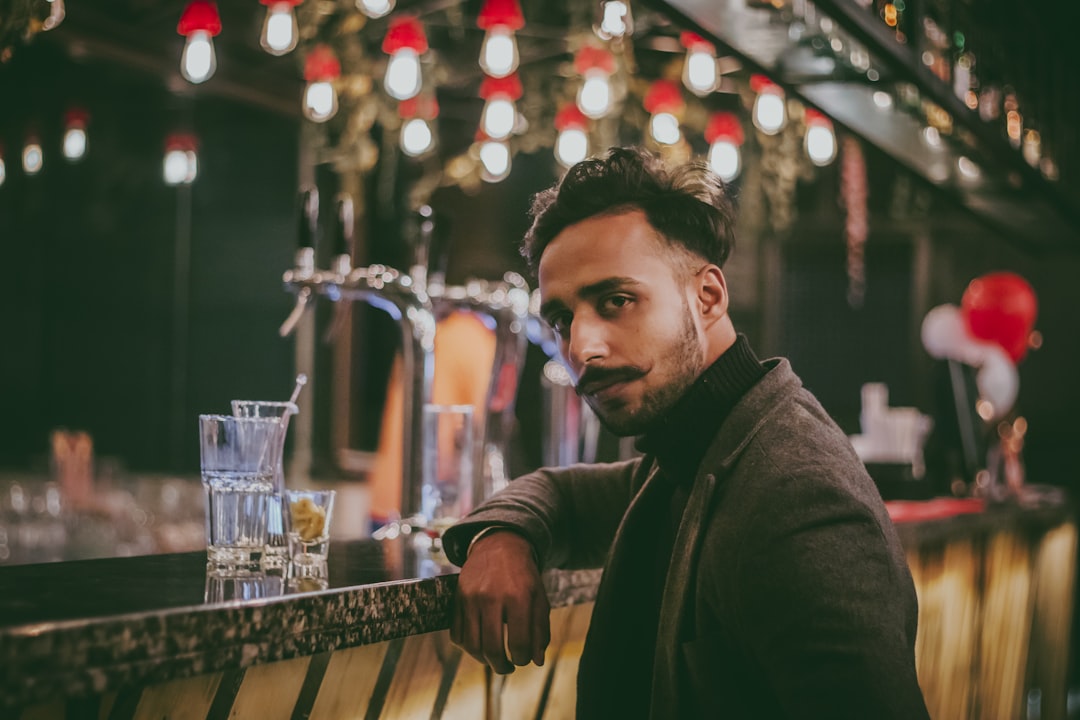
[1029,522,1078,720]
[308,641,391,720]
[133,673,221,720]
[441,646,487,719]
[379,633,447,719]
[228,655,311,720]
[498,603,580,720]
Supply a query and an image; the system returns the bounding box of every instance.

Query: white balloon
[976,345,1019,420]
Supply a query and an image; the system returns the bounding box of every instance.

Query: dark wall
[0,41,299,473]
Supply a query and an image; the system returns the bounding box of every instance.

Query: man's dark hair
[521,146,736,273]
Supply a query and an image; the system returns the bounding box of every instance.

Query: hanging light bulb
[476,132,511,183]
[177,1,222,84]
[302,44,341,122]
[22,136,43,176]
[594,0,632,40]
[63,107,90,161]
[398,96,439,157]
[804,109,837,166]
[357,0,394,18]
[750,74,786,135]
[382,16,428,101]
[679,31,717,96]
[705,111,743,182]
[259,0,301,56]
[643,79,684,145]
[163,134,199,185]
[554,103,589,168]
[574,46,616,120]
[479,72,522,141]
[42,0,65,31]
[477,0,524,78]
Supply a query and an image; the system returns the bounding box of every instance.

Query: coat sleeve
[442,459,643,570]
[727,463,930,719]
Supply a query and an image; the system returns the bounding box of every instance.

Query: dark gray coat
[445,359,930,719]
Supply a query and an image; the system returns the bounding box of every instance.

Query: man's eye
[601,295,631,312]
[548,316,570,336]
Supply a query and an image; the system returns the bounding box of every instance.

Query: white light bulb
[261,2,298,56]
[708,140,740,182]
[43,0,65,30]
[649,112,681,145]
[555,128,588,168]
[805,124,836,166]
[22,143,43,175]
[164,150,188,185]
[358,0,394,19]
[385,49,422,101]
[577,73,611,119]
[401,118,434,157]
[304,81,338,122]
[479,27,518,78]
[752,92,786,135]
[63,127,87,160]
[482,97,516,140]
[181,30,216,84]
[479,140,511,182]
[0,158,6,187]
[597,1,630,39]
[872,91,893,109]
[684,49,717,96]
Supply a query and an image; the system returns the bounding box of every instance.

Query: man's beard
[585,307,704,437]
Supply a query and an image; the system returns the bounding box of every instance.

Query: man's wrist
[466,526,541,568]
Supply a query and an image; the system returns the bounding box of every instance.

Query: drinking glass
[283,488,335,570]
[198,415,278,570]
[230,400,298,568]
[420,404,475,536]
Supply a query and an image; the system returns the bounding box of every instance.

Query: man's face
[538,209,706,436]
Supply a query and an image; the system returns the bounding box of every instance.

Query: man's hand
[449,530,551,674]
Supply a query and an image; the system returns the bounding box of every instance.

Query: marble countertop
[0,536,601,712]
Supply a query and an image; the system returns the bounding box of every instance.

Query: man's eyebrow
[539,276,642,320]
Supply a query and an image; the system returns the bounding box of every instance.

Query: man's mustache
[575,366,646,396]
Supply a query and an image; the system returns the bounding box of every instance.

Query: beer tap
[279,187,320,337]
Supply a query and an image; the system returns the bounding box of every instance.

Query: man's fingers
[531,591,551,666]
[480,600,514,674]
[504,597,535,667]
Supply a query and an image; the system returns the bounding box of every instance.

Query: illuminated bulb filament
[650,113,681,145]
[577,73,612,119]
[385,49,422,101]
[23,143,43,175]
[181,30,216,84]
[304,81,338,123]
[401,118,434,157]
[261,3,298,56]
[555,128,588,168]
[482,97,516,140]
[479,140,511,182]
[684,49,717,95]
[753,92,786,135]
[163,150,197,185]
[358,0,394,19]
[63,127,87,160]
[708,140,740,182]
[480,27,518,78]
[805,124,836,166]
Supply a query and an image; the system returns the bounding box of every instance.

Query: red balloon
[960,272,1038,363]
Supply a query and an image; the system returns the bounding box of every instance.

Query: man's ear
[697,265,729,324]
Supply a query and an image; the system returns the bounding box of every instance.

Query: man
[441,147,930,719]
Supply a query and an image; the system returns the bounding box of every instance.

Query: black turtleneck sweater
[601,334,766,717]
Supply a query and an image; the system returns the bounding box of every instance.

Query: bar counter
[1,494,1075,720]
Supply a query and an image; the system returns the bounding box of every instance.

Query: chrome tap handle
[279,285,312,337]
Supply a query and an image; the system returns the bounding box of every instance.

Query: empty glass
[230,400,298,568]
[420,404,475,536]
[198,415,278,570]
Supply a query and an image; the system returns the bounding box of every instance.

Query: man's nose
[567,315,608,369]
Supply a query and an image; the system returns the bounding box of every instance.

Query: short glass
[231,400,298,569]
[198,414,278,570]
[283,489,335,568]
[204,566,282,603]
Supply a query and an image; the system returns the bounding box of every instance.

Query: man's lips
[576,368,645,398]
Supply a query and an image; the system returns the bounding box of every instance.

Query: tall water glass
[198,415,278,570]
[230,400,298,569]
